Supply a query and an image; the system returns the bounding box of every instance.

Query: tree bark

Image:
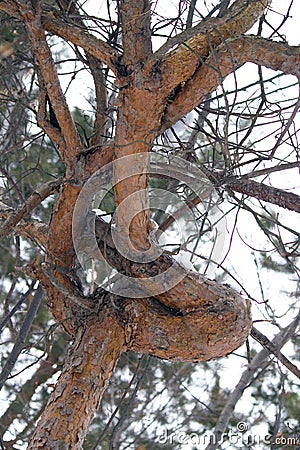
[28,309,126,449]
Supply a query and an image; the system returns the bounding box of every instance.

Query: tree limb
[42,10,121,73]
[0,284,44,392]
[0,178,63,240]
[162,35,300,132]
[15,2,83,166]
[88,56,109,147]
[36,78,67,153]
[57,0,109,148]
[15,219,49,249]
[0,2,120,74]
[225,178,300,214]
[147,0,271,92]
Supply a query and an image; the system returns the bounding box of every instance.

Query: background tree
[0,0,299,449]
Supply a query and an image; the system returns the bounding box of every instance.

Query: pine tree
[0,1,299,448]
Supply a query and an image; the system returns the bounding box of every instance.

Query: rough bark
[225,178,300,213]
[27,310,126,450]
[123,270,252,361]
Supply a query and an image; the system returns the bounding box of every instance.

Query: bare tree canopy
[0,0,299,448]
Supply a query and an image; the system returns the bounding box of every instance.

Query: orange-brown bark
[162,35,300,130]
[122,267,252,361]
[35,182,83,334]
[113,87,164,250]
[120,0,152,68]
[20,3,82,168]
[151,0,271,92]
[28,310,125,449]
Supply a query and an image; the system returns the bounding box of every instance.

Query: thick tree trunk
[27,309,125,449]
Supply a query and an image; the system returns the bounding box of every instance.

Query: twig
[0,282,35,333]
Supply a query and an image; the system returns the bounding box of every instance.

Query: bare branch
[0,178,63,240]
[56,0,109,147]
[36,77,67,153]
[251,326,300,379]
[148,0,271,92]
[0,358,58,437]
[0,2,120,74]
[88,56,109,147]
[0,284,44,392]
[14,2,83,165]
[0,283,35,333]
[42,11,121,73]
[239,161,300,179]
[162,36,300,132]
[15,220,49,249]
[225,178,300,214]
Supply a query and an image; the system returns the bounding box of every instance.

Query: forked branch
[15,2,83,166]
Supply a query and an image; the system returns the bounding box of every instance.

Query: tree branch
[0,283,35,334]
[15,219,49,249]
[88,56,109,147]
[42,10,121,73]
[225,178,300,214]
[15,2,83,166]
[239,161,300,180]
[0,2,120,74]
[251,326,300,379]
[162,35,300,132]
[0,284,44,392]
[147,0,270,92]
[57,0,109,148]
[36,78,67,153]
[0,178,63,240]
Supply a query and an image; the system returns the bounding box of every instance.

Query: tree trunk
[28,309,125,449]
